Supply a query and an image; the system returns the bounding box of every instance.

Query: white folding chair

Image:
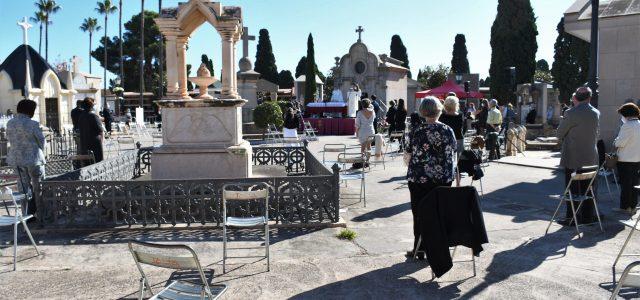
[323,143,347,166]
[303,121,318,141]
[598,161,619,199]
[222,183,270,273]
[611,261,640,300]
[545,167,603,237]
[128,241,227,300]
[337,153,367,207]
[117,136,137,152]
[612,186,640,286]
[0,187,39,271]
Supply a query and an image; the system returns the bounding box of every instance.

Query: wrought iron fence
[39,145,340,228]
[252,144,306,174]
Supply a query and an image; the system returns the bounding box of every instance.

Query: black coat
[394,109,407,131]
[417,186,488,277]
[70,107,84,131]
[78,111,104,162]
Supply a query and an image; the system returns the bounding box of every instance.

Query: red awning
[415,80,484,99]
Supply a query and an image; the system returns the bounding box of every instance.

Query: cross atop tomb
[356,26,364,42]
[241,27,255,58]
[17,17,32,46]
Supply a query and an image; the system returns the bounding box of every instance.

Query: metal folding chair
[323,143,347,166]
[612,186,640,285]
[68,151,96,168]
[598,162,619,199]
[128,241,227,300]
[337,153,367,207]
[385,131,405,156]
[545,167,603,237]
[0,187,39,271]
[611,261,640,300]
[117,136,136,152]
[303,120,318,141]
[222,183,270,273]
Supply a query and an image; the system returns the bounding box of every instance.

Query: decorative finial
[17,17,32,46]
[355,26,364,42]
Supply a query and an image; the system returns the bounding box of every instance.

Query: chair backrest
[389,131,404,138]
[1,187,21,217]
[565,166,598,196]
[128,241,212,295]
[324,144,347,153]
[118,136,136,144]
[222,183,269,220]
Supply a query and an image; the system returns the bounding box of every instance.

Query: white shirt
[615,119,640,162]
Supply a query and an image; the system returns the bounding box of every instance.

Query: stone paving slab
[0,135,637,299]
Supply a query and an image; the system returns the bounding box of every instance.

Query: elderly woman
[615,103,640,213]
[78,97,105,163]
[406,96,457,259]
[355,98,376,154]
[439,96,465,155]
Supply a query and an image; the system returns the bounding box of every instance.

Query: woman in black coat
[78,97,104,163]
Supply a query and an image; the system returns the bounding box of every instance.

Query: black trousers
[617,161,640,209]
[564,167,598,223]
[408,180,452,252]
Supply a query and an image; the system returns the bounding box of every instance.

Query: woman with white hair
[439,96,465,155]
[405,96,457,259]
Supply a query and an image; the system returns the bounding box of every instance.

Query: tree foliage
[254,28,279,85]
[201,54,214,77]
[91,11,162,95]
[536,59,550,72]
[278,70,295,89]
[253,100,283,129]
[451,34,470,74]
[417,64,450,89]
[551,17,590,103]
[390,35,411,78]
[304,33,317,104]
[295,56,325,82]
[489,0,538,104]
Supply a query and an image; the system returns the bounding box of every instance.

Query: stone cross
[17,17,32,45]
[71,56,82,73]
[356,26,364,42]
[241,27,255,58]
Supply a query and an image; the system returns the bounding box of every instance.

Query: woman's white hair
[419,96,443,118]
[443,96,460,113]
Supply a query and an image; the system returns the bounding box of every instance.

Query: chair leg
[613,170,620,193]
[20,218,39,255]
[265,223,270,272]
[569,200,581,237]
[613,219,639,285]
[13,219,18,271]
[603,174,612,197]
[546,199,564,235]
[592,198,604,232]
[362,179,366,207]
[472,251,477,277]
[223,225,227,274]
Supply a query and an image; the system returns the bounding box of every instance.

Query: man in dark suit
[556,86,600,225]
[70,100,83,132]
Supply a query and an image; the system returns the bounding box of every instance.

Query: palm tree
[29,11,48,54]
[96,0,118,100]
[80,18,101,74]
[118,0,123,84]
[139,0,145,107]
[35,0,61,61]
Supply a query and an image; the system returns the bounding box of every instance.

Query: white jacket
[615,119,640,162]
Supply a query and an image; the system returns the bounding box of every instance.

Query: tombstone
[236,27,260,122]
[153,1,251,179]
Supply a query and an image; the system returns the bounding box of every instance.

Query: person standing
[102,104,113,134]
[614,103,640,213]
[486,99,503,133]
[474,99,489,135]
[405,97,456,259]
[371,95,381,134]
[78,97,105,163]
[386,100,397,135]
[6,99,46,216]
[283,108,300,139]
[70,100,84,132]
[501,103,516,134]
[556,87,600,225]
[439,96,465,155]
[355,99,376,154]
[395,99,408,151]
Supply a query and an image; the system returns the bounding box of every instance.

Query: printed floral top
[6,114,46,167]
[406,122,456,184]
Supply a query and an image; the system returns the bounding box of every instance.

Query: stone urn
[189,63,217,99]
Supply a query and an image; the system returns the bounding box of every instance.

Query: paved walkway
[0,135,637,299]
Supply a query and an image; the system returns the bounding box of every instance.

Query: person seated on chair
[6,99,46,216]
[614,103,640,213]
[405,97,456,260]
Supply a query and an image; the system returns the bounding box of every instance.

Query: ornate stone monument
[153,0,251,179]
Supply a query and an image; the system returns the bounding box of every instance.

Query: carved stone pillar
[220,29,239,99]
[164,35,179,98]
[177,37,190,99]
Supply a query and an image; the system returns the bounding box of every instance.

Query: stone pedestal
[237,69,260,122]
[152,99,252,179]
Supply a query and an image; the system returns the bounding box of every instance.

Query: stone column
[177,37,190,99]
[231,39,238,95]
[164,35,179,97]
[219,29,239,99]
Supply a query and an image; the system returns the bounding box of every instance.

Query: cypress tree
[304,33,317,104]
[451,34,470,74]
[551,17,590,103]
[489,0,538,104]
[254,28,279,84]
[278,70,295,89]
[295,56,307,78]
[390,35,411,78]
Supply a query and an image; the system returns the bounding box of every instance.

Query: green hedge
[253,100,284,129]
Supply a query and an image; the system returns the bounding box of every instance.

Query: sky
[0,0,570,84]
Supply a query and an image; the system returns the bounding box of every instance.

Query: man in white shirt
[614,103,640,212]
